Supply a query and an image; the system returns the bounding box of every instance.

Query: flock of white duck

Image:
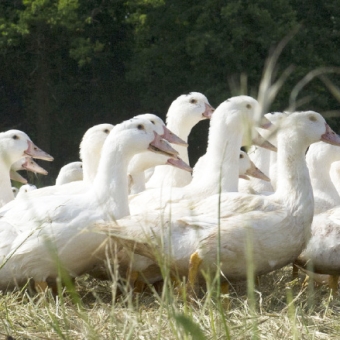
[1,92,340,297]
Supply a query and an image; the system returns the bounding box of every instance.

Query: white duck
[97,111,340,288]
[129,96,262,215]
[146,92,214,188]
[55,162,83,186]
[0,130,52,207]
[10,156,48,184]
[20,124,114,199]
[0,118,178,289]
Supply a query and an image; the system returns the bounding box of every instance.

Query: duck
[18,123,114,199]
[129,96,264,215]
[0,118,178,290]
[96,110,340,290]
[10,156,48,184]
[238,150,270,183]
[55,162,83,186]
[146,92,214,189]
[0,130,53,207]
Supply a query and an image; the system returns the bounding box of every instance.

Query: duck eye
[80,165,83,168]
[12,135,19,140]
[246,104,252,109]
[190,99,197,104]
[104,129,110,134]
[239,154,244,159]
[309,115,317,122]
[137,124,144,130]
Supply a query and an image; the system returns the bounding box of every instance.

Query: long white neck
[0,160,14,207]
[307,151,340,212]
[274,132,314,218]
[92,145,132,220]
[166,113,197,163]
[82,150,101,184]
[146,114,195,188]
[189,116,243,194]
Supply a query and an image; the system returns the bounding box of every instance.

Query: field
[0,265,339,340]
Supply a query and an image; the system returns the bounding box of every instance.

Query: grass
[1,266,340,339]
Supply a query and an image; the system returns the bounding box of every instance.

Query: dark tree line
[1,0,340,185]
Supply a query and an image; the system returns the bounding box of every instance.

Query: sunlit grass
[1,267,340,339]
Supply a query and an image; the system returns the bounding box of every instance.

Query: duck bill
[246,162,270,182]
[148,132,179,157]
[25,140,54,161]
[202,103,214,119]
[321,124,340,146]
[161,126,188,146]
[22,157,48,175]
[252,134,277,152]
[239,174,250,180]
[10,170,27,184]
[259,117,272,129]
[166,157,192,172]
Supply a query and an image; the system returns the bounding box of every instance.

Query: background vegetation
[1,0,340,184]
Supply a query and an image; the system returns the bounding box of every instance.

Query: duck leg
[220,281,230,309]
[292,263,299,279]
[187,251,202,295]
[127,270,146,293]
[328,275,339,296]
[34,281,48,293]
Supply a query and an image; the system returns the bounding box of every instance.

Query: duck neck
[166,114,195,163]
[275,133,314,213]
[92,145,131,219]
[82,150,101,184]
[0,160,14,206]
[191,118,243,193]
[308,156,340,206]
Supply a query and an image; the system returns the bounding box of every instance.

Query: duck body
[296,209,340,275]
